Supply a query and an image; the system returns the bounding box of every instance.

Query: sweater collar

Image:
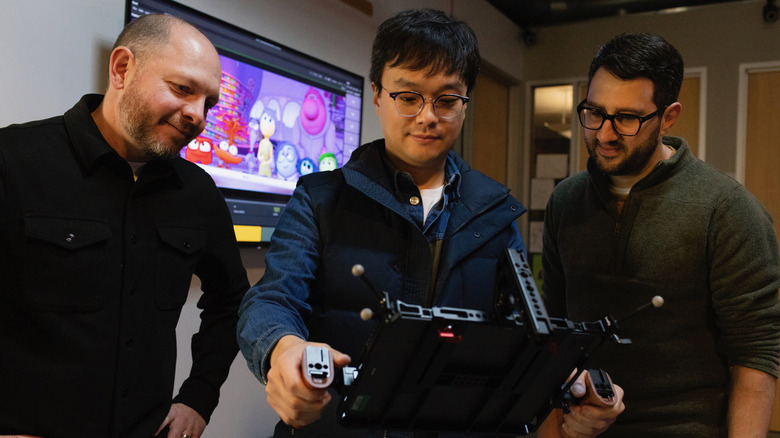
[587,135,693,193]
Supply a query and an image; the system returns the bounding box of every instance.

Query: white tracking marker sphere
[360,308,373,321]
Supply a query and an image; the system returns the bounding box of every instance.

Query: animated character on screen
[245,118,260,174]
[221,114,246,147]
[318,152,337,172]
[282,87,337,164]
[297,157,316,176]
[215,140,242,168]
[254,101,280,177]
[185,137,213,165]
[275,141,299,181]
[247,118,260,154]
[246,98,266,174]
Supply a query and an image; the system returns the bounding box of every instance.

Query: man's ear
[659,101,682,136]
[371,82,381,113]
[108,46,135,91]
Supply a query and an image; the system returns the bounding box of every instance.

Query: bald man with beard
[0,14,248,438]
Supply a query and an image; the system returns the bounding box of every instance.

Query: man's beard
[117,85,197,161]
[586,124,660,176]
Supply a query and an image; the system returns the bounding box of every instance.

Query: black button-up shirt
[0,95,249,437]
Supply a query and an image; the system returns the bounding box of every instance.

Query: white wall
[0,1,523,436]
[0,0,119,125]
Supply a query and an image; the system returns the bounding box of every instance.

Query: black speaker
[522,29,537,47]
[764,0,778,23]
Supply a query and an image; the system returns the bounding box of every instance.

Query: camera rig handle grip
[301,345,335,389]
[559,368,616,413]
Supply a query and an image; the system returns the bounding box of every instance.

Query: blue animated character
[297,157,317,176]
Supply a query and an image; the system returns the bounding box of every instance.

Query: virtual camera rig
[301,248,658,435]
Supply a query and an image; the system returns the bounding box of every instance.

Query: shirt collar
[380,150,462,198]
[443,154,462,198]
[64,94,118,173]
[64,94,183,188]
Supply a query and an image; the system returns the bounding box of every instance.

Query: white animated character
[275,142,300,181]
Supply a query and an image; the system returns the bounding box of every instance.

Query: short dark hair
[588,33,684,110]
[113,14,188,66]
[370,9,481,94]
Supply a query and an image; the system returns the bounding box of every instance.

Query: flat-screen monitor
[126,0,364,243]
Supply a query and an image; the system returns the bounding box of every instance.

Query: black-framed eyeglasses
[383,87,469,119]
[577,99,663,136]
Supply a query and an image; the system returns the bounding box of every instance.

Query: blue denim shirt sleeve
[237,184,319,383]
[508,221,526,255]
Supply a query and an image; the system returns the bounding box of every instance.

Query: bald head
[114,14,210,69]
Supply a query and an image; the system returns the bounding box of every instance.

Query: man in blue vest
[239,9,624,438]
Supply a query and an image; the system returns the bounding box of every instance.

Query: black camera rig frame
[317,248,629,435]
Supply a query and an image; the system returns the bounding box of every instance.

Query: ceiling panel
[486,0,752,28]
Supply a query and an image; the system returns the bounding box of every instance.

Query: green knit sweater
[542,137,780,437]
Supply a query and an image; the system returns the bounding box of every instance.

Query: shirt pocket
[155,224,205,310]
[23,214,113,311]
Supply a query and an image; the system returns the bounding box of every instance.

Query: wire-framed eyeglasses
[577,99,663,136]
[383,87,469,119]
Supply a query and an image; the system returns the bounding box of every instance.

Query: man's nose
[416,98,439,123]
[596,118,620,143]
[182,98,207,127]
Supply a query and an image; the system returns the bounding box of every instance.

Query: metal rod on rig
[351,264,385,320]
[619,295,664,323]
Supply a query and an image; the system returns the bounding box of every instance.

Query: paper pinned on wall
[535,154,569,179]
[530,178,555,210]
[528,221,544,253]
[531,252,544,291]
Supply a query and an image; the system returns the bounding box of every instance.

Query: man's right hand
[265,335,351,428]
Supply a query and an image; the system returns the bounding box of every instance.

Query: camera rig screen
[331,248,626,435]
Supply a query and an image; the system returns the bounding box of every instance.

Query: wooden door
[745,70,780,238]
[470,70,509,185]
[742,68,780,431]
[668,76,701,158]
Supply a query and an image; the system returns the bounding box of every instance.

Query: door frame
[523,77,586,183]
[736,61,780,184]
[683,66,708,161]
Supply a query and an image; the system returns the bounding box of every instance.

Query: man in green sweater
[542,32,780,437]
